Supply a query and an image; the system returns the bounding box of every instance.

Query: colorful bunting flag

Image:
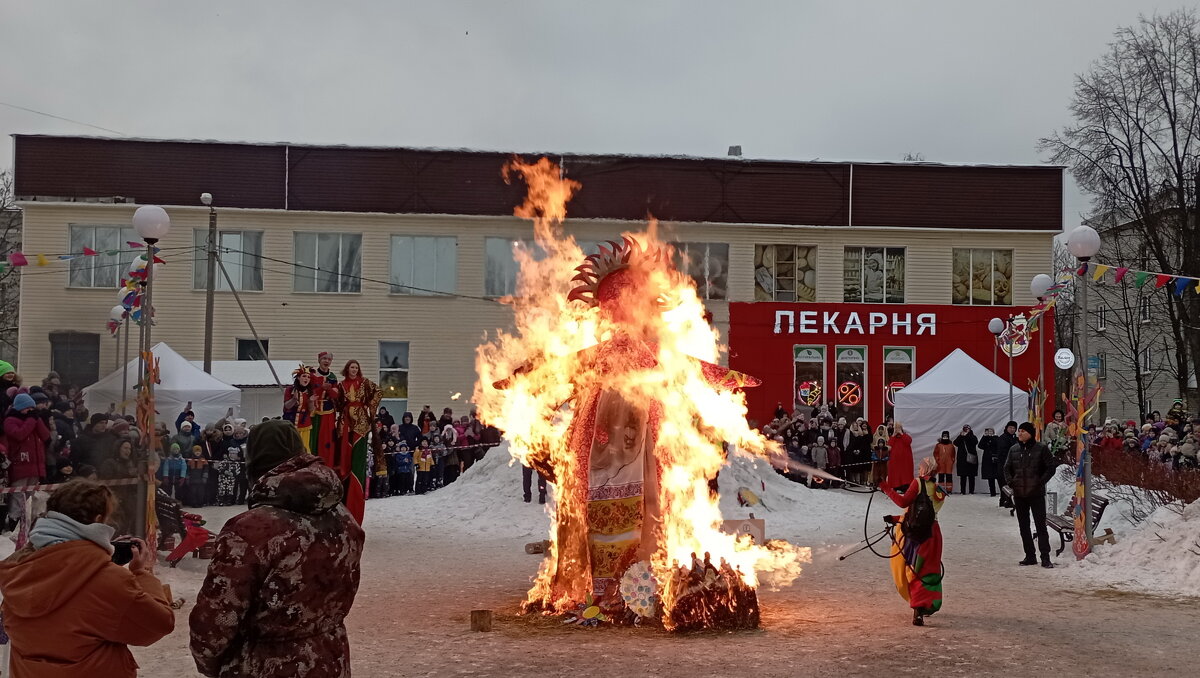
[1114,267,1130,283]
[1134,271,1150,288]
[8,253,27,267]
[1092,264,1110,282]
[126,241,145,248]
[1174,277,1191,296]
[35,254,49,267]
[82,247,98,256]
[1077,263,1089,276]
[1155,274,1172,289]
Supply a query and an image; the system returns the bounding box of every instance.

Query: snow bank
[1068,500,1200,598]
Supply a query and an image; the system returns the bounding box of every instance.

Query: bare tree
[0,170,18,363]
[901,152,926,162]
[1040,9,1200,408]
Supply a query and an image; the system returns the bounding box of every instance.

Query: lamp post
[132,205,171,539]
[1030,274,1054,436]
[201,192,217,374]
[1067,224,1101,547]
[988,317,1012,421]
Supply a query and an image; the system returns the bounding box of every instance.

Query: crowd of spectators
[1081,403,1199,470]
[371,405,502,497]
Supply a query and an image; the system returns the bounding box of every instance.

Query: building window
[1139,296,1151,323]
[1140,347,1153,374]
[293,233,362,293]
[236,338,268,361]
[834,346,867,421]
[951,249,1013,305]
[793,345,826,412]
[379,341,410,415]
[485,237,526,297]
[843,247,905,303]
[67,225,138,288]
[390,236,456,295]
[755,245,817,302]
[1096,306,1106,332]
[1096,352,1107,379]
[49,331,99,389]
[666,242,729,301]
[883,347,915,420]
[193,230,264,291]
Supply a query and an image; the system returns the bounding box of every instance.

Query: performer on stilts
[337,359,381,525]
[309,351,340,468]
[881,455,946,626]
[283,365,317,452]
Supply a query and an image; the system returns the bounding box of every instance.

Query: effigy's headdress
[567,237,679,309]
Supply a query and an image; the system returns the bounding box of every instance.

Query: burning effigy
[475,158,810,631]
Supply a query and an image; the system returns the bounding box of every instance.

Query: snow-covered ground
[5,449,1198,676]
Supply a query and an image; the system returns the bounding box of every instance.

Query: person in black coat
[953,425,979,494]
[1004,422,1059,568]
[977,427,1004,497]
[396,412,423,450]
[995,420,1020,508]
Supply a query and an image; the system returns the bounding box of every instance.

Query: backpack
[901,480,936,542]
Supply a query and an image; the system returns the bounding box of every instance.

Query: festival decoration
[1077,260,1200,296]
[837,381,862,406]
[478,158,809,633]
[797,380,822,407]
[1062,371,1102,560]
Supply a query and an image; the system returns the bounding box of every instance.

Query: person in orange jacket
[0,479,175,678]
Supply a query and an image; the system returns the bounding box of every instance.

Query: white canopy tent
[84,342,241,427]
[189,360,297,423]
[893,348,1028,461]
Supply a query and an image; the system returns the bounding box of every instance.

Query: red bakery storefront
[728,302,1054,426]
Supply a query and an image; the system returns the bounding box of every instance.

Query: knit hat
[170,442,181,453]
[180,421,193,432]
[12,393,35,411]
[246,420,307,481]
[53,401,73,413]
[90,413,108,426]
[1006,420,1019,431]
[1018,422,1036,437]
[31,391,49,404]
[0,361,12,378]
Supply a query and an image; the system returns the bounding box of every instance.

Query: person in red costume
[336,359,380,525]
[886,421,915,492]
[308,352,340,467]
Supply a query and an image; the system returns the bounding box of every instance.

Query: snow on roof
[187,360,299,388]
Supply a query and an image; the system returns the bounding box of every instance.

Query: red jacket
[887,432,915,487]
[3,411,50,482]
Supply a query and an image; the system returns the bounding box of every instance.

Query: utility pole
[201,192,216,373]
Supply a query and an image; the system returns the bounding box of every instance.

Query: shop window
[379,341,410,415]
[68,225,138,288]
[193,230,264,291]
[390,235,457,295]
[883,347,915,420]
[951,248,1013,305]
[843,247,905,303]
[793,345,826,413]
[236,338,268,361]
[834,346,866,421]
[49,331,99,389]
[755,244,817,302]
[670,242,729,300]
[293,232,362,293]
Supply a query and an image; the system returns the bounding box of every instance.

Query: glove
[883,515,899,525]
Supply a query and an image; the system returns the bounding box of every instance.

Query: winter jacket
[933,441,955,475]
[71,429,116,470]
[100,456,138,480]
[996,431,1019,468]
[158,455,187,481]
[887,432,914,487]
[0,540,175,678]
[978,434,1003,480]
[3,410,51,482]
[189,454,364,678]
[1003,438,1058,499]
[388,447,414,474]
[953,432,979,477]
[810,444,828,469]
[52,411,76,453]
[396,414,423,450]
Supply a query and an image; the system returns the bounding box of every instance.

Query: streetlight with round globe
[131,205,170,539]
[1067,223,1102,551]
[1030,273,1055,434]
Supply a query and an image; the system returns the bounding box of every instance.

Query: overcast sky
[0,0,1190,227]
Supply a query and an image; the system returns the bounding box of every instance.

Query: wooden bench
[1043,495,1110,556]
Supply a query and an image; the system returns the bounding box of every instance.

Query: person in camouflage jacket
[189,421,365,678]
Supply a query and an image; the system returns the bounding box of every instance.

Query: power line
[0,100,127,137]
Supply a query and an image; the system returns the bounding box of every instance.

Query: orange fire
[475,158,810,630]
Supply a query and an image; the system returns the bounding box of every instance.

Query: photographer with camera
[0,479,175,677]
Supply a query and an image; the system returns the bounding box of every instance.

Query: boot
[912,609,924,626]
[1041,557,1055,569]
[1019,557,1037,566]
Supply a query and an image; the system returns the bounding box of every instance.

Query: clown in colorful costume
[498,238,759,613]
[882,460,946,624]
[283,366,317,453]
[309,351,340,467]
[337,359,381,525]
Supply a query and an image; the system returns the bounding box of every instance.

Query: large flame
[475,158,810,630]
